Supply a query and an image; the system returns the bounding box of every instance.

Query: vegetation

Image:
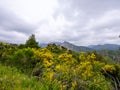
[0,64,41,90]
[0,34,120,90]
[18,34,39,49]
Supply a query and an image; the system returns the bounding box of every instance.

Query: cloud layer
[0,7,37,43]
[0,0,120,45]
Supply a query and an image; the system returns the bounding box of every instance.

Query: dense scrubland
[0,34,120,90]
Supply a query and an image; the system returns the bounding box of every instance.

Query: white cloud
[0,0,120,45]
[0,0,58,23]
[0,28,27,43]
[35,15,75,43]
[85,10,120,30]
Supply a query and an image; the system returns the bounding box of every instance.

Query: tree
[25,34,39,48]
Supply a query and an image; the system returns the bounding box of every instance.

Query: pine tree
[25,34,39,48]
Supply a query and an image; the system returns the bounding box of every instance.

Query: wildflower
[103,64,116,73]
[55,64,61,71]
[49,72,54,80]
[90,53,96,59]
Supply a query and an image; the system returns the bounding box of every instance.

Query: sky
[0,0,120,46]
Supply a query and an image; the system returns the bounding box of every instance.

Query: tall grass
[0,64,41,90]
[0,64,61,90]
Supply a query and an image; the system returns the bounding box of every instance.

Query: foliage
[6,48,36,74]
[102,64,120,90]
[25,34,39,48]
[0,64,41,90]
[0,41,119,90]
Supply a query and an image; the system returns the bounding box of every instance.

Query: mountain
[40,42,62,47]
[88,44,120,51]
[60,41,92,52]
[39,43,48,47]
[40,41,92,52]
[40,42,120,52]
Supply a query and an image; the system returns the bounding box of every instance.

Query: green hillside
[0,35,120,90]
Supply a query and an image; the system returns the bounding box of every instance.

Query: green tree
[25,34,39,48]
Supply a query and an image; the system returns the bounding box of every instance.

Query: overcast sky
[0,0,120,46]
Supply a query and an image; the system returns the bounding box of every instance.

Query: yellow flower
[103,64,116,73]
[43,60,54,67]
[55,64,61,71]
[90,53,96,59]
[49,72,54,80]
[79,52,87,61]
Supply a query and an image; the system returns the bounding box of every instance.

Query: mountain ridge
[88,44,120,51]
[40,41,120,52]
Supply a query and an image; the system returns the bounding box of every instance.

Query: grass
[0,64,41,90]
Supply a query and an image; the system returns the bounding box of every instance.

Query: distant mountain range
[88,44,120,51]
[40,41,120,52]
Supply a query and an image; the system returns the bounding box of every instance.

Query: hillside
[60,41,92,52]
[1,34,120,90]
[88,44,120,51]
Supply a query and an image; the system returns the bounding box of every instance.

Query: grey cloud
[58,0,120,15]
[0,7,36,34]
[51,0,120,45]
[0,28,27,43]
[1,0,120,45]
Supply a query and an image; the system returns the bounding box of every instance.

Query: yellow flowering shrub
[79,52,87,61]
[103,64,116,73]
[78,61,94,80]
[90,53,96,59]
[33,48,54,67]
[58,53,76,65]
[33,48,52,61]
[79,52,96,62]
